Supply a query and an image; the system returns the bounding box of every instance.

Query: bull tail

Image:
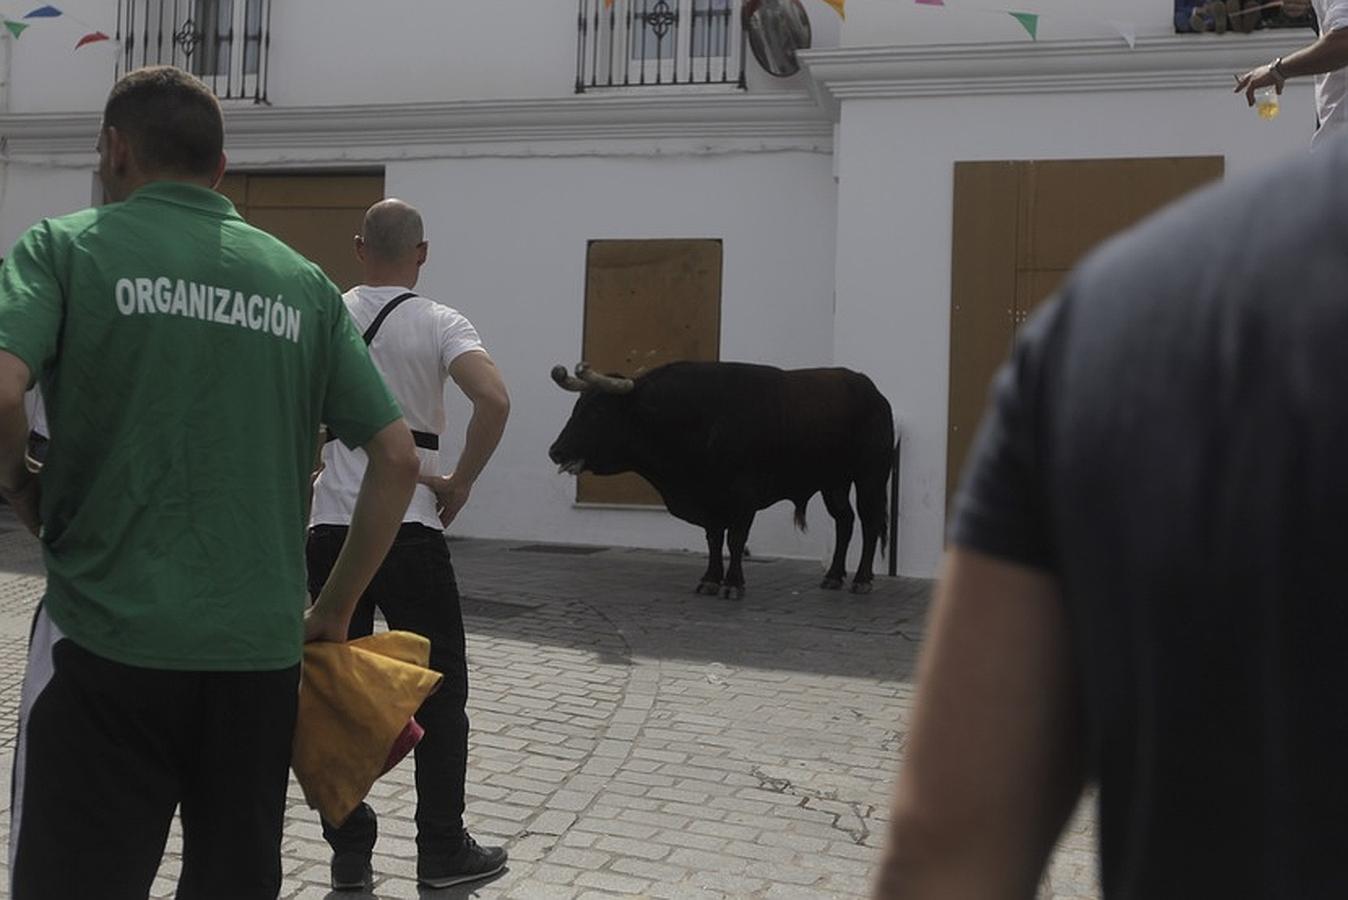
[793,500,809,532]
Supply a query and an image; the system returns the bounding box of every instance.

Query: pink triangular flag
[74,30,108,49]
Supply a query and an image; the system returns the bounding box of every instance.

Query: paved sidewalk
[0,515,1098,898]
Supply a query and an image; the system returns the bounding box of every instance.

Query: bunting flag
[912,0,1136,48]
[74,29,107,49]
[821,0,845,16]
[3,19,29,37]
[1106,18,1136,48]
[22,4,61,17]
[1009,11,1038,38]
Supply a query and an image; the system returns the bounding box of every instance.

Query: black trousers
[10,607,299,900]
[307,523,470,857]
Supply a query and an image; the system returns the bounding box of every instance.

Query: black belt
[323,428,438,451]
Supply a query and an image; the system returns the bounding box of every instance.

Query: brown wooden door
[947,156,1224,504]
[578,239,723,506]
[216,172,384,291]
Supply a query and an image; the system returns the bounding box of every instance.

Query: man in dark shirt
[874,137,1348,898]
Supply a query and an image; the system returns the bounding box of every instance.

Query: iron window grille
[115,0,271,103]
[576,0,746,92]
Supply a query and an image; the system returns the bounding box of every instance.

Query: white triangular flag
[1107,19,1137,49]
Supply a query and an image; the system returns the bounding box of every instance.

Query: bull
[548,361,894,599]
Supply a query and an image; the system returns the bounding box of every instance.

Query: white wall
[0,0,845,113]
[388,150,841,566]
[833,82,1314,577]
[0,163,95,251]
[841,0,1262,45]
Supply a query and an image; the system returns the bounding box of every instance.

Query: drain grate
[461,596,539,620]
[510,543,608,555]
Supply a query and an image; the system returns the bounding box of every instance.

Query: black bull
[548,361,895,599]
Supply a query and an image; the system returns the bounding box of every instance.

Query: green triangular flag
[4,19,30,38]
[1009,11,1038,39]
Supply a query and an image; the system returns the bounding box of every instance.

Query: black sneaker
[330,852,373,892]
[417,833,508,888]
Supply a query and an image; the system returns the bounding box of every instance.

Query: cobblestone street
[0,513,1098,898]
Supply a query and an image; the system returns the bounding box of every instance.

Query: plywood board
[578,239,723,506]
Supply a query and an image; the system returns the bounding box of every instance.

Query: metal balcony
[115,0,271,103]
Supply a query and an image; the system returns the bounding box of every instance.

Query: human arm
[0,351,37,534]
[422,350,509,527]
[304,419,419,642]
[872,547,1083,899]
[1235,6,1348,104]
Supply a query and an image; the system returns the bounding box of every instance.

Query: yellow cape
[292,631,443,825]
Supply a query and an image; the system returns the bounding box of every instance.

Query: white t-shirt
[1312,0,1348,149]
[309,285,485,530]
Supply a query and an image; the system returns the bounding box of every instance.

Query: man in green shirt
[1,67,420,900]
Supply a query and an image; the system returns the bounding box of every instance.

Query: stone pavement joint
[0,517,1101,898]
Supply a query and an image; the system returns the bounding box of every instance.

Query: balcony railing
[576,0,746,93]
[115,0,272,103]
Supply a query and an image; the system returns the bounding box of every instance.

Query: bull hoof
[850,581,874,595]
[695,581,722,595]
[820,577,844,590]
[721,585,745,601]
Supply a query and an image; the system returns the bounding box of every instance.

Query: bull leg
[722,513,755,601]
[696,526,726,595]
[851,475,886,594]
[820,486,854,590]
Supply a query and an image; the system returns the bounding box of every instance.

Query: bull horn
[551,364,588,392]
[576,363,634,395]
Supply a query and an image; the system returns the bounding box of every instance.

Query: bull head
[549,363,634,395]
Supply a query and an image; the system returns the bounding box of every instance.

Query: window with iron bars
[576,0,746,92]
[116,0,272,103]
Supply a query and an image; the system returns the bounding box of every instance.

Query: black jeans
[11,607,298,900]
[307,523,470,857]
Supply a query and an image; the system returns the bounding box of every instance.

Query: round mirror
[742,0,813,78]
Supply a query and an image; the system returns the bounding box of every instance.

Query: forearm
[448,397,508,487]
[0,396,29,491]
[1280,29,1348,79]
[310,433,418,625]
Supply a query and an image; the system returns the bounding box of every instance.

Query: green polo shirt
[0,181,401,670]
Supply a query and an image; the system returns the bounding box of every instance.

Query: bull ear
[551,364,589,392]
[576,363,634,395]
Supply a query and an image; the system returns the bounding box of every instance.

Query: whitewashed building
[0,0,1315,577]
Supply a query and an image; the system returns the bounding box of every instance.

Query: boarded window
[216,172,384,291]
[578,238,722,506]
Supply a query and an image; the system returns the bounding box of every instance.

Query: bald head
[360,199,424,263]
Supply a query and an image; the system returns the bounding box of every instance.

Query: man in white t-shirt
[1234,0,1348,149]
[309,199,511,892]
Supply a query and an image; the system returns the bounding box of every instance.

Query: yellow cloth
[292,631,443,826]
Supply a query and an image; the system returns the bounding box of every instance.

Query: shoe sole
[417,860,507,889]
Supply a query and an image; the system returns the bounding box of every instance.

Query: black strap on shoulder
[362,291,418,345]
[323,291,439,451]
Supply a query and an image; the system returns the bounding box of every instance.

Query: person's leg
[378,527,505,886]
[375,526,469,855]
[11,607,188,900]
[307,524,380,880]
[176,664,300,900]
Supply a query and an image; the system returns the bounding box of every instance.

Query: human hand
[422,472,471,527]
[303,603,350,644]
[1234,63,1284,106]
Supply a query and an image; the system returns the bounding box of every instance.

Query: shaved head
[361,199,424,262]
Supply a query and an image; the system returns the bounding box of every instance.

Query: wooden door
[217,172,384,291]
[578,239,723,506]
[947,157,1224,504]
